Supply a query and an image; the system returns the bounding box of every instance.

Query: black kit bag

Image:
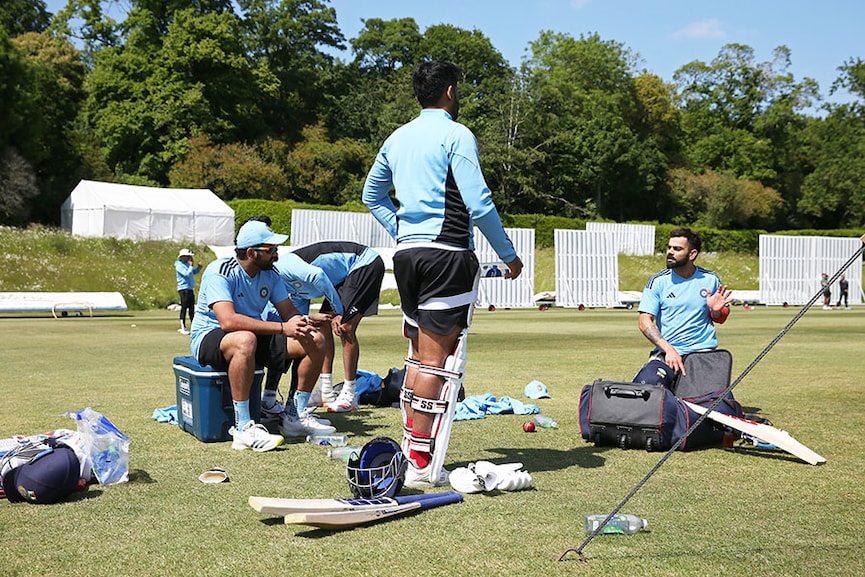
[359,367,404,407]
[672,349,733,399]
[578,380,690,451]
[672,350,744,447]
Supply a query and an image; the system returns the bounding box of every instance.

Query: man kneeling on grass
[189,220,333,452]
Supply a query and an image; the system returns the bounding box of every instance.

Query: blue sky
[44,0,862,108]
[326,0,860,108]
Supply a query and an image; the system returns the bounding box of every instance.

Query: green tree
[84,7,260,183]
[798,58,865,227]
[350,17,422,73]
[0,0,50,36]
[168,135,288,200]
[278,123,373,205]
[518,31,668,220]
[238,0,344,141]
[674,44,818,224]
[669,168,783,229]
[1,31,86,224]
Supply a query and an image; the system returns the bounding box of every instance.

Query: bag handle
[603,386,650,401]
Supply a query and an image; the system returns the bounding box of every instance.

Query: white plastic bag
[66,408,129,485]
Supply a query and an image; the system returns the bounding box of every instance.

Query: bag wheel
[645,437,653,452]
[618,434,628,450]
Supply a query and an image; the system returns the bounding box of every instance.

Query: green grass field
[2,305,863,577]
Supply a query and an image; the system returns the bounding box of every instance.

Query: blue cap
[235,221,288,249]
[524,380,551,399]
[2,446,81,504]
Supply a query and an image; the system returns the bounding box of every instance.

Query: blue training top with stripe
[189,257,290,358]
[270,241,379,316]
[638,266,722,355]
[362,108,516,262]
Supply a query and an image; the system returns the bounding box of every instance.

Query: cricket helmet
[346,436,407,499]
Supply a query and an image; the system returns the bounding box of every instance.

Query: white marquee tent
[61,180,235,245]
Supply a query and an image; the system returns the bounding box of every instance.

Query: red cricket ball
[523,420,536,433]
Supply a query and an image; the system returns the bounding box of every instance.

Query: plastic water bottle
[305,433,348,447]
[327,446,361,462]
[584,514,649,535]
[533,415,558,429]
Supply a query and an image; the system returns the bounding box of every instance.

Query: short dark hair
[669,227,701,252]
[412,60,462,107]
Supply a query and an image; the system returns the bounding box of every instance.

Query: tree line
[2,0,864,230]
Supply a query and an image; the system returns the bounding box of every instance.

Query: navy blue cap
[2,446,81,504]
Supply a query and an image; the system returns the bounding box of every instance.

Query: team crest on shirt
[700,288,709,298]
[259,287,269,299]
[292,281,303,289]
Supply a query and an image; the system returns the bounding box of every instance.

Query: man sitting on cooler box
[189,220,334,452]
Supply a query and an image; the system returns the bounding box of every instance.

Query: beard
[666,253,688,270]
[256,254,276,270]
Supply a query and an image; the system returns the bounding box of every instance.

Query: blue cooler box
[172,356,263,442]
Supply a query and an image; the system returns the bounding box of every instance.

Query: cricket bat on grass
[683,400,826,465]
[249,491,460,516]
[281,491,463,529]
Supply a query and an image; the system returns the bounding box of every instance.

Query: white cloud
[570,0,591,9]
[670,19,727,40]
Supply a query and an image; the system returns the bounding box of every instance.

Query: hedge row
[229,199,862,255]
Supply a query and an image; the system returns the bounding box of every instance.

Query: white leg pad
[424,328,468,481]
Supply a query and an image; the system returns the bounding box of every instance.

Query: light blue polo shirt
[189,257,289,357]
[638,266,722,355]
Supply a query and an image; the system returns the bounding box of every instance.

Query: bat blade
[249,495,398,515]
[684,400,826,465]
[284,501,423,528]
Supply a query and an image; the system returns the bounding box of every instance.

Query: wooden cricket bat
[249,492,440,516]
[683,400,826,465]
[279,491,464,529]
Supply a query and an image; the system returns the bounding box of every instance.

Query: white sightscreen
[473,227,535,308]
[555,230,619,308]
[290,209,395,248]
[586,222,656,256]
[759,235,863,306]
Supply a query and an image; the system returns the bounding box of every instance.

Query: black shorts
[393,246,479,336]
[197,328,290,373]
[320,256,385,323]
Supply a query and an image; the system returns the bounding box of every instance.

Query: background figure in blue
[175,248,201,335]
[363,60,523,488]
[261,240,385,416]
[633,228,733,387]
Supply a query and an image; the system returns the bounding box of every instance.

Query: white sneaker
[404,462,450,489]
[279,413,336,437]
[178,328,190,335]
[230,422,283,452]
[300,407,332,426]
[260,399,285,423]
[326,386,357,413]
[320,385,338,405]
[309,387,323,407]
